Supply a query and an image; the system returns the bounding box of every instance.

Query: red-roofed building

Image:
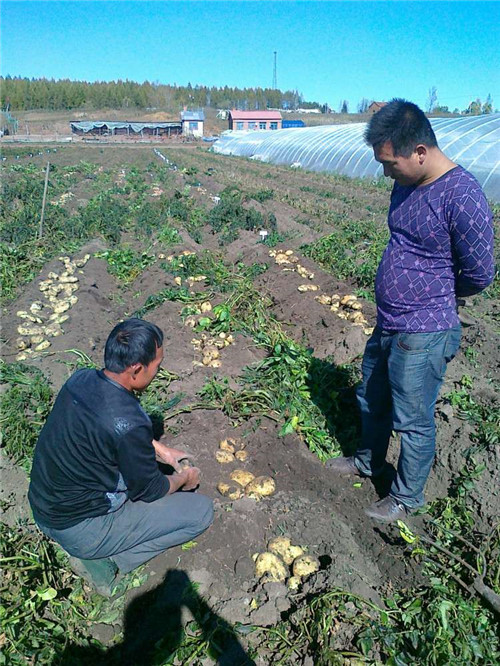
[368,101,388,114]
[228,110,282,131]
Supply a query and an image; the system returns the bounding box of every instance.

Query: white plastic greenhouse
[212,114,500,203]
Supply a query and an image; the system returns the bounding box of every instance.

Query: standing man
[29,318,214,595]
[327,99,495,522]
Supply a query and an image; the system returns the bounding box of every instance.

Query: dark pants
[38,492,214,574]
[354,326,461,508]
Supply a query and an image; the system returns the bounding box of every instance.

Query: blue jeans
[354,326,461,508]
[38,492,214,574]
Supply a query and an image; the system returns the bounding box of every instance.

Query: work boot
[325,456,363,476]
[364,496,410,523]
[68,555,118,597]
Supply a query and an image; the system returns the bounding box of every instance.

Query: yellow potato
[287,576,302,591]
[219,439,235,453]
[209,359,222,368]
[200,301,212,313]
[340,294,357,306]
[215,450,235,464]
[52,301,71,314]
[284,250,294,256]
[364,327,375,336]
[17,325,44,336]
[217,482,243,500]
[255,552,288,583]
[16,338,29,350]
[230,469,255,487]
[245,476,276,499]
[292,555,320,578]
[48,272,59,279]
[30,302,44,312]
[34,340,51,351]
[315,295,332,305]
[268,536,305,566]
[45,324,63,337]
[30,335,45,345]
[235,450,248,462]
[174,277,182,286]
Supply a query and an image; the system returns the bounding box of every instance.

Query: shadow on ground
[59,569,255,666]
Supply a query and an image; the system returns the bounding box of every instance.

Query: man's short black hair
[364,98,438,157]
[104,318,163,373]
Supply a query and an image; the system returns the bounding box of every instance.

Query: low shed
[70,121,182,137]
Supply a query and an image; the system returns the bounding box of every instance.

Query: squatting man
[29,318,214,595]
[327,99,495,522]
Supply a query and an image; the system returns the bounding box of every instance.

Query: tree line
[0,76,322,112]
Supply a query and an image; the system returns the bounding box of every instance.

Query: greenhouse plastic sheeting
[213,115,500,202]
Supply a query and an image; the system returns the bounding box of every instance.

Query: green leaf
[37,587,57,601]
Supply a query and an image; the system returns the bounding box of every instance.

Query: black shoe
[364,496,410,523]
[68,556,119,597]
[325,456,363,476]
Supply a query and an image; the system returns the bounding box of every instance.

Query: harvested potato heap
[15,254,90,361]
[314,293,374,335]
[215,438,276,501]
[184,300,235,369]
[253,536,320,589]
[268,249,373,334]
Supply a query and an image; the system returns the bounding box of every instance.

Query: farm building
[213,114,500,203]
[70,121,182,137]
[228,110,282,131]
[368,101,387,114]
[181,109,205,137]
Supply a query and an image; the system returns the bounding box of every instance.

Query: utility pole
[273,51,277,90]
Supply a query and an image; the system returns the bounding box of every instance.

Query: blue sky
[2,1,499,111]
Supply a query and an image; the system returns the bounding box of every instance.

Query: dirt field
[1,142,498,665]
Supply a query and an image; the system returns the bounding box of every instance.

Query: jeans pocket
[396,331,447,354]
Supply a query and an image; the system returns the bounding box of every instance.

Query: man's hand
[152,439,194,472]
[167,467,201,494]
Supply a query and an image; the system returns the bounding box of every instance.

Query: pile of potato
[15,254,90,361]
[268,249,315,282]
[191,329,235,369]
[215,438,276,502]
[315,293,374,335]
[254,536,320,589]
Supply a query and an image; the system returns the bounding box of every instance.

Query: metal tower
[273,51,277,90]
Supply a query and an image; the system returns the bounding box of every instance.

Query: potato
[245,476,276,499]
[30,302,44,312]
[215,450,235,464]
[340,294,357,306]
[284,250,294,256]
[364,327,375,336]
[45,324,63,337]
[16,338,29,350]
[235,450,248,462]
[39,280,52,291]
[174,277,182,286]
[17,325,44,336]
[219,439,235,453]
[52,301,71,314]
[292,555,320,578]
[315,295,332,305]
[75,254,90,267]
[230,469,255,487]
[297,284,319,292]
[268,536,304,566]
[34,340,51,351]
[47,272,59,280]
[254,552,288,583]
[275,253,291,265]
[30,335,45,345]
[287,576,302,591]
[48,313,69,324]
[67,295,78,306]
[217,482,243,500]
[209,360,221,368]
[200,301,212,313]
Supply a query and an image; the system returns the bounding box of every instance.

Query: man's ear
[415,144,427,164]
[130,363,143,379]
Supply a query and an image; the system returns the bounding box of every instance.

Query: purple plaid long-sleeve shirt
[375,166,495,332]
